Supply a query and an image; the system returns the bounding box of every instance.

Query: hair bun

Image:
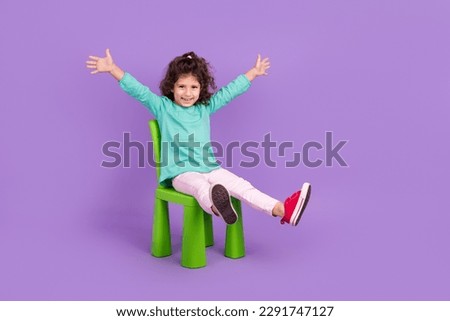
[183,51,196,59]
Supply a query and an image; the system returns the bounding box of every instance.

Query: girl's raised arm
[245,54,271,81]
[86,49,163,117]
[86,48,125,81]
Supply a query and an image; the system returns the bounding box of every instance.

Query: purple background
[1,0,449,300]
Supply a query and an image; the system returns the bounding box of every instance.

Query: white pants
[172,168,279,216]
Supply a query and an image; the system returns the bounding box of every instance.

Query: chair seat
[155,186,199,206]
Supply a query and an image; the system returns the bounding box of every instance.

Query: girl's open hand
[86,48,114,74]
[253,54,270,76]
[245,54,271,81]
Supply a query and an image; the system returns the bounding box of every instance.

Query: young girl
[86,49,311,226]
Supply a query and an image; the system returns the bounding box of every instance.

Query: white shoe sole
[290,182,311,226]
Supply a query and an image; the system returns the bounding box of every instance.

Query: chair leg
[181,205,207,268]
[204,212,214,247]
[225,198,245,259]
[152,198,172,257]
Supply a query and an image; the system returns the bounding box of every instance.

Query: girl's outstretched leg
[207,168,312,227]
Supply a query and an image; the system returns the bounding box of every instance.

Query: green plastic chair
[149,119,245,268]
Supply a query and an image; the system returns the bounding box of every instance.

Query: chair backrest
[149,119,161,181]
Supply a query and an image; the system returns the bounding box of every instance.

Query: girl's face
[172,74,201,107]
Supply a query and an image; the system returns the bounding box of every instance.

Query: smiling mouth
[181,97,194,103]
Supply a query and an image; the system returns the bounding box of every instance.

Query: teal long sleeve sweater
[119,73,251,186]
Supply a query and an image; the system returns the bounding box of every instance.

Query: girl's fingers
[89,56,99,61]
[106,48,111,57]
[86,65,97,69]
[86,60,97,65]
[90,70,99,74]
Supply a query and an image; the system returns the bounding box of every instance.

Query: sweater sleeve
[207,74,251,114]
[119,72,163,117]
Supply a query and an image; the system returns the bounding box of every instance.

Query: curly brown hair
[159,51,217,105]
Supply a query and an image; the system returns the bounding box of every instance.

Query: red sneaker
[281,182,311,226]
